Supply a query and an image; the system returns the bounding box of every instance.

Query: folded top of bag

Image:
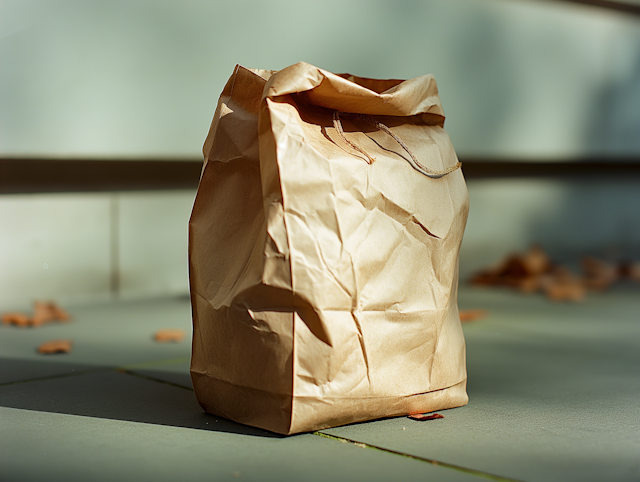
[260,61,445,119]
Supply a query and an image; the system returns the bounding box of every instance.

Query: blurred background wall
[1,0,639,308]
[2,0,640,158]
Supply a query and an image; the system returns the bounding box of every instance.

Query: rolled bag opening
[262,61,447,119]
[261,62,458,178]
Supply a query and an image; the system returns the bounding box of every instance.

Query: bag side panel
[190,66,294,434]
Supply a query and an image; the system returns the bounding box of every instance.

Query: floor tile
[0,356,99,385]
[322,286,640,482]
[127,357,192,390]
[0,369,215,430]
[0,297,192,384]
[0,373,482,482]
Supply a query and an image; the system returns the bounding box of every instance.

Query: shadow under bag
[189,62,469,435]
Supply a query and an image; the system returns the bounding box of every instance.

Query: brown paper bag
[189,62,469,435]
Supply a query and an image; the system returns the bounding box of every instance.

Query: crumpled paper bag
[189,62,469,435]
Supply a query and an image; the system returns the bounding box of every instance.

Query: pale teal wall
[2,0,639,159]
[2,1,639,307]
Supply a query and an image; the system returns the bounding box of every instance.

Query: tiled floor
[1,286,639,482]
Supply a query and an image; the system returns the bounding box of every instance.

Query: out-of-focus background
[2,0,639,309]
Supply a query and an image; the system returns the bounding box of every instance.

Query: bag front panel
[260,89,469,413]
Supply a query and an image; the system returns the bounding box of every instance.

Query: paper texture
[189,62,469,435]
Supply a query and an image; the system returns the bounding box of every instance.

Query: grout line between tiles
[120,357,190,371]
[313,432,522,482]
[0,356,189,388]
[0,367,111,387]
[116,367,193,391]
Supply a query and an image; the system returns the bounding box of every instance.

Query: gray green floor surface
[1,287,639,481]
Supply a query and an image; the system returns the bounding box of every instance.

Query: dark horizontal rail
[558,0,640,17]
[0,159,204,194]
[1,158,639,194]
[459,159,640,179]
